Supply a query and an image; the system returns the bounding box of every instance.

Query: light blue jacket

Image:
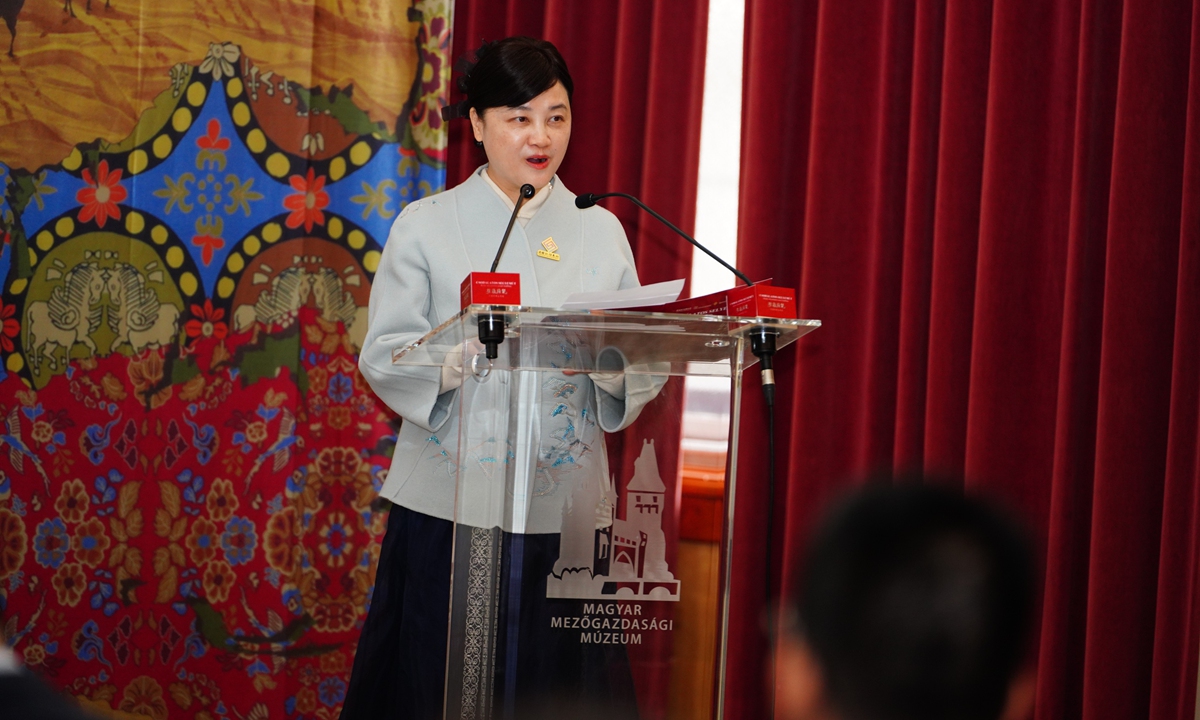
[359,168,651,531]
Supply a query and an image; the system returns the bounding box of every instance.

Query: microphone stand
[478,183,536,360]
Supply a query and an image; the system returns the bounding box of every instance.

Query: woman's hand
[440,340,487,392]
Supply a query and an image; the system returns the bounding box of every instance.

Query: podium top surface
[391,305,821,377]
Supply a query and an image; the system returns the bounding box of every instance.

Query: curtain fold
[734,1,1200,719]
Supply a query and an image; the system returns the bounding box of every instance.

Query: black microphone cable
[575,191,752,287]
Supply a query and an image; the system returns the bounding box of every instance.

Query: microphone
[491,184,536,272]
[477,183,535,360]
[574,192,752,287]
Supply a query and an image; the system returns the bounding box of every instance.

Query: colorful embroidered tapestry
[0,2,450,718]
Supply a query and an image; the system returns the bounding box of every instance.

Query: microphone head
[575,193,597,209]
[520,184,535,199]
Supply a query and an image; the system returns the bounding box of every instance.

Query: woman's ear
[469,107,484,144]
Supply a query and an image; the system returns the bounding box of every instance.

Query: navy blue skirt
[341,507,637,720]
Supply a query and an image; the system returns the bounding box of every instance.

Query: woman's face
[470,81,572,202]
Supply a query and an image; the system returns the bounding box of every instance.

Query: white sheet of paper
[559,279,686,310]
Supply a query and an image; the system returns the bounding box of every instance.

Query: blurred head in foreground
[777,482,1035,720]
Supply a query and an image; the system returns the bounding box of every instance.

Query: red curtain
[446,0,709,288]
[731,1,1200,719]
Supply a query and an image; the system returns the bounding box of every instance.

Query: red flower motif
[0,300,19,353]
[283,168,330,233]
[191,234,225,266]
[196,118,231,152]
[76,160,127,229]
[184,299,228,340]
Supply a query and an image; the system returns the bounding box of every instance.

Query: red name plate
[460,272,521,309]
[726,284,797,319]
[649,281,797,319]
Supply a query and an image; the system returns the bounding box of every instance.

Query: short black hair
[459,36,574,116]
[797,482,1033,720]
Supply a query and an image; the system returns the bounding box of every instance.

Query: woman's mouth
[526,156,549,169]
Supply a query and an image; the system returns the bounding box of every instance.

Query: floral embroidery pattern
[75,160,128,229]
[0,300,18,353]
[184,299,229,341]
[1,9,451,717]
[284,168,331,233]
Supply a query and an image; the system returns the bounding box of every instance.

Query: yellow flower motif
[311,597,357,633]
[73,517,111,568]
[263,507,298,573]
[185,517,220,565]
[203,560,235,603]
[295,687,318,714]
[119,676,169,720]
[55,479,90,523]
[315,446,369,486]
[206,478,239,522]
[0,508,28,579]
[31,421,54,444]
[52,563,87,606]
[23,644,45,666]
[199,42,240,82]
[326,406,352,430]
[245,421,268,445]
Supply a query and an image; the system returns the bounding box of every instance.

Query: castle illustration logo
[548,439,681,601]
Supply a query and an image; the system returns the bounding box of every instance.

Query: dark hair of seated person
[796,481,1034,720]
[455,36,574,116]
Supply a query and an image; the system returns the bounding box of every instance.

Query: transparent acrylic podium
[391,306,820,720]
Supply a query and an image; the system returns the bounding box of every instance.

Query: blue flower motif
[281,587,303,614]
[221,516,257,566]
[286,468,308,495]
[177,469,205,505]
[244,658,270,677]
[327,373,353,403]
[92,470,124,508]
[232,431,252,453]
[33,518,68,568]
[318,677,347,706]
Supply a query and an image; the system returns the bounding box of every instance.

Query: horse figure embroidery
[106,262,159,352]
[24,262,106,374]
[310,266,369,350]
[310,267,356,326]
[232,266,311,332]
[106,262,181,354]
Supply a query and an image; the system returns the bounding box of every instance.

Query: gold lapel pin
[537,237,560,261]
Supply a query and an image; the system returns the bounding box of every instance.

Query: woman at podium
[344,36,650,720]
